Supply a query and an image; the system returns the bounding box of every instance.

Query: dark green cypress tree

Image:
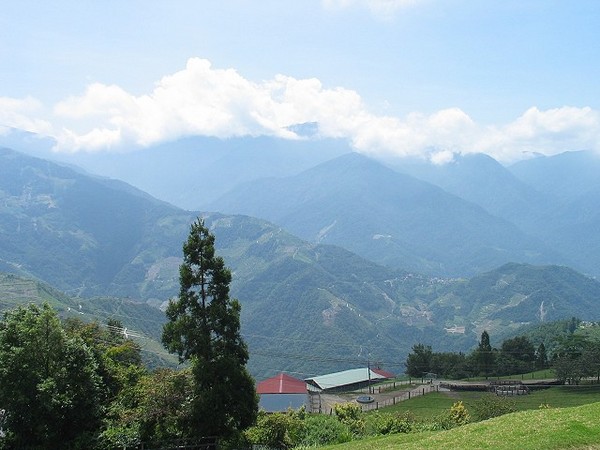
[162,218,258,440]
[535,342,548,370]
[474,330,496,377]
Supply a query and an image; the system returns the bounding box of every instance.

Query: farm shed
[305,367,388,393]
[256,373,309,412]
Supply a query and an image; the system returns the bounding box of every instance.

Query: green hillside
[433,262,600,338]
[326,401,600,450]
[0,272,175,368]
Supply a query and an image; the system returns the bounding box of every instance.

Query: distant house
[256,373,309,412]
[371,367,395,379]
[305,367,391,393]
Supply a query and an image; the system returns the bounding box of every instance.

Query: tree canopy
[0,303,104,448]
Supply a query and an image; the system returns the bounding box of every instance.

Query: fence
[136,437,218,450]
[355,379,416,394]
[358,383,438,412]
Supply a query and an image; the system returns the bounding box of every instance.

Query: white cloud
[4,58,600,164]
[474,107,600,163]
[0,96,52,135]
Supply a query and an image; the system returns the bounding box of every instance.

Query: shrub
[333,402,366,436]
[300,414,353,447]
[244,410,304,449]
[423,412,455,431]
[368,411,414,435]
[472,394,517,421]
[449,401,471,426]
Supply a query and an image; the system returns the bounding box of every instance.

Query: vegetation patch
[322,401,600,450]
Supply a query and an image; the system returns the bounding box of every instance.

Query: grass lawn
[371,392,459,419]
[376,383,600,420]
[324,401,600,450]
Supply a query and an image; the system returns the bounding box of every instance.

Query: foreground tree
[162,218,258,441]
[0,303,103,448]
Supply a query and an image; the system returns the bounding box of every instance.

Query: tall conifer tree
[162,218,257,440]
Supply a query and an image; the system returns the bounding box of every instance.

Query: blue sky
[1,0,599,162]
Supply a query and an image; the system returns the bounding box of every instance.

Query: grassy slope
[378,384,600,419]
[326,401,600,450]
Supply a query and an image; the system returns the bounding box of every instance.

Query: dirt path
[310,382,439,414]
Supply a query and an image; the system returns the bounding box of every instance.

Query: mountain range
[208,152,563,276]
[2,132,600,378]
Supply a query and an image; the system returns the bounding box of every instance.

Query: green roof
[305,368,386,391]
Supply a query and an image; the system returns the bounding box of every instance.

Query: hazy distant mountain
[0,146,196,299]
[510,150,600,201]
[209,152,561,277]
[1,129,351,210]
[506,151,600,276]
[388,153,552,231]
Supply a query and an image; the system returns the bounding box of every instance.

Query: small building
[371,367,395,379]
[305,367,388,393]
[256,373,309,412]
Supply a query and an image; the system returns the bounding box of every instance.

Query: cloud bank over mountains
[2,57,599,163]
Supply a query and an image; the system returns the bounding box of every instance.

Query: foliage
[405,343,433,378]
[430,351,470,379]
[98,368,193,448]
[551,334,597,384]
[448,401,471,426]
[317,401,600,450]
[472,330,496,377]
[334,402,366,436]
[368,411,414,435]
[162,218,258,440]
[472,394,517,421]
[300,414,353,446]
[0,303,104,449]
[535,342,548,370]
[244,410,305,449]
[497,335,535,375]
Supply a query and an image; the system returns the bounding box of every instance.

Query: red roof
[371,368,395,379]
[256,373,307,394]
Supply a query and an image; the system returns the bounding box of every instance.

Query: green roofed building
[305,367,391,393]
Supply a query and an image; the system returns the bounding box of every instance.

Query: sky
[1,0,599,163]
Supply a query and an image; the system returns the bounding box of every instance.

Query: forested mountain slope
[209,152,562,277]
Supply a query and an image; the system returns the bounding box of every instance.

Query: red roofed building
[256,373,308,412]
[371,367,395,379]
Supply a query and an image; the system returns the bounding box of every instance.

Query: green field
[324,401,600,450]
[377,384,600,419]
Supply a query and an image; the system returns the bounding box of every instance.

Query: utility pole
[367,358,371,394]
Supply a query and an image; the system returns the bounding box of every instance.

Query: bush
[418,401,471,432]
[300,415,353,447]
[449,401,470,426]
[244,410,304,449]
[333,403,365,436]
[472,394,517,421]
[368,411,414,435]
